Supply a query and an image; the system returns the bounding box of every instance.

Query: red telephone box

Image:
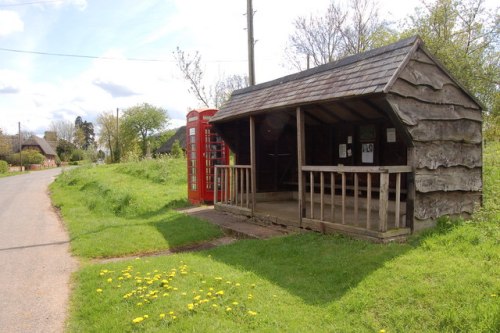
[186,109,230,205]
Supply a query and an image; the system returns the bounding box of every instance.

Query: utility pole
[18,122,22,172]
[247,0,255,86]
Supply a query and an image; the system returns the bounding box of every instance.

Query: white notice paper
[339,144,347,158]
[362,143,374,163]
[387,128,396,143]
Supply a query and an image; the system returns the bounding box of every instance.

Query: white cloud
[0,10,24,36]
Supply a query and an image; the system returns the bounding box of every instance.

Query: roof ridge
[232,35,420,97]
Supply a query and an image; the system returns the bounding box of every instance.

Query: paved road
[0,168,77,333]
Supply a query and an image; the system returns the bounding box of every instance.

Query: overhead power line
[0,47,250,63]
[0,47,169,62]
[0,0,65,7]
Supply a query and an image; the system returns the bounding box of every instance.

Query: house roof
[22,136,57,156]
[211,35,481,123]
[156,126,186,154]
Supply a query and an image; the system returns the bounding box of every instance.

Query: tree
[402,0,499,111]
[73,116,96,150]
[285,0,392,70]
[49,120,74,142]
[0,129,12,159]
[97,111,119,162]
[56,139,77,162]
[121,103,169,157]
[174,47,248,108]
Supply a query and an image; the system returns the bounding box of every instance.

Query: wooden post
[234,167,239,206]
[395,172,401,228]
[330,173,335,222]
[214,166,218,204]
[245,168,249,208]
[379,172,389,232]
[240,168,244,207]
[366,172,372,229]
[297,107,306,226]
[250,116,256,213]
[354,173,359,223]
[310,171,314,219]
[320,171,324,221]
[341,172,346,224]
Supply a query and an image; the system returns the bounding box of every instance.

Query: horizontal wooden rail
[214,165,252,209]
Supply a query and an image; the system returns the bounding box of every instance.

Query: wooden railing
[300,165,412,232]
[214,165,252,209]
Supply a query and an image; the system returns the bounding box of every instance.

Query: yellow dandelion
[226,307,232,312]
[143,315,149,319]
[212,304,219,308]
[215,277,223,281]
[247,310,257,316]
[235,283,241,287]
[181,292,187,296]
[132,317,144,323]
[159,313,166,319]
[136,302,143,306]
[187,303,195,310]
[168,311,175,315]
[379,330,386,333]
[171,315,177,320]
[107,278,112,283]
[193,295,201,301]
[232,301,239,305]
[491,294,497,297]
[96,288,103,293]
[215,290,224,296]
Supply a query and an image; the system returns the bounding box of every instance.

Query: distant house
[156,126,186,154]
[22,136,58,167]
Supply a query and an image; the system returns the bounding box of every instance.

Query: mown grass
[67,144,500,332]
[50,157,222,258]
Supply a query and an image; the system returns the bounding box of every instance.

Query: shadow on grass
[198,233,412,306]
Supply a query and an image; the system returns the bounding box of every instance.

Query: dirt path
[0,169,77,333]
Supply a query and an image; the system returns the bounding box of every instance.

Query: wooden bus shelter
[210,36,483,242]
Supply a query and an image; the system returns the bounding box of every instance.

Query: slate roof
[156,126,186,154]
[212,36,423,123]
[22,136,57,156]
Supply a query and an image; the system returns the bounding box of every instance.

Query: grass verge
[50,157,223,258]
[67,144,499,332]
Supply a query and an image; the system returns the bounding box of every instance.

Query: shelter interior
[215,94,409,196]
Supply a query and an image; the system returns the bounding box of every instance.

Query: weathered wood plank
[414,142,482,169]
[297,107,306,223]
[320,171,325,221]
[399,59,453,90]
[387,95,482,126]
[415,166,482,192]
[250,116,256,212]
[408,119,482,144]
[379,173,389,232]
[395,173,401,228]
[414,191,481,220]
[302,165,413,173]
[366,173,372,229]
[390,79,480,110]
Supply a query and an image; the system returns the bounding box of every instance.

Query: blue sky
[0,0,426,136]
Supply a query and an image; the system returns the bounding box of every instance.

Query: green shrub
[0,160,8,173]
[7,149,45,166]
[70,149,85,162]
[170,139,184,158]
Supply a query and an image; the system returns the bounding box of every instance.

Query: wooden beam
[297,106,306,226]
[250,116,256,213]
[314,104,343,122]
[338,101,368,120]
[361,98,387,117]
[406,146,416,230]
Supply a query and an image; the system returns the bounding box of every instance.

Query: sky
[0,0,426,137]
